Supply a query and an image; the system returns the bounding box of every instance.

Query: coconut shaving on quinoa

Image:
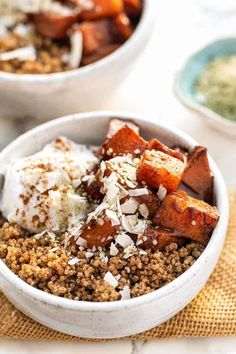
[0,118,220,302]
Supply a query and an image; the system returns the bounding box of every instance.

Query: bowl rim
[0,0,153,82]
[0,111,229,312]
[173,37,236,128]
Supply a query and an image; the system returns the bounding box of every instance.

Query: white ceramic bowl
[0,112,229,339]
[0,1,155,122]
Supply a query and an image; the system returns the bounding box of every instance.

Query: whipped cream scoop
[0,137,98,233]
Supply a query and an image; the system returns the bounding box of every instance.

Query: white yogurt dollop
[0,137,98,233]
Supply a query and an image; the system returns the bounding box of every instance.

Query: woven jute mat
[0,192,235,342]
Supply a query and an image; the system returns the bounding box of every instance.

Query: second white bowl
[0,0,155,122]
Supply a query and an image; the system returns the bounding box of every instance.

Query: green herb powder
[196,55,236,121]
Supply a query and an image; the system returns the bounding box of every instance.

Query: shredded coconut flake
[81,174,95,183]
[116,197,122,217]
[85,251,94,259]
[87,201,109,223]
[119,285,131,300]
[110,242,119,256]
[100,161,106,178]
[157,184,167,201]
[69,30,83,69]
[33,230,48,240]
[126,180,137,188]
[128,188,149,197]
[49,247,59,253]
[116,182,129,198]
[0,46,36,61]
[116,233,134,248]
[12,0,76,16]
[105,209,120,226]
[133,219,146,234]
[121,214,146,235]
[115,274,121,281]
[72,178,82,188]
[13,23,33,36]
[104,271,118,288]
[123,245,136,259]
[76,236,87,247]
[63,233,72,249]
[121,214,134,233]
[99,251,108,263]
[120,198,138,214]
[68,257,80,265]
[138,203,149,218]
[136,238,143,246]
[70,223,83,238]
[33,230,56,241]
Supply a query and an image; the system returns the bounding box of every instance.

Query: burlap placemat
[0,192,235,341]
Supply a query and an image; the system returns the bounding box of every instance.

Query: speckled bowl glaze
[174,38,236,137]
[0,0,155,122]
[0,112,229,339]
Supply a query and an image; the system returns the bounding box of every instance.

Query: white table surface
[0,0,236,352]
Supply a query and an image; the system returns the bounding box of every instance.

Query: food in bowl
[0,118,220,302]
[196,55,236,122]
[0,0,142,74]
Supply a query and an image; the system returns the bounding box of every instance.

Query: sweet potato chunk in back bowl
[0,112,228,338]
[0,0,155,121]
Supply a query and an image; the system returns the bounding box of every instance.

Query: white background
[0,0,236,352]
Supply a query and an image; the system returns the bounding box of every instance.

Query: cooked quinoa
[0,33,70,74]
[0,222,204,302]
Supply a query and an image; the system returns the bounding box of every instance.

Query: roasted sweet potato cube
[182,146,213,203]
[113,13,133,40]
[141,226,186,251]
[80,166,104,202]
[78,0,123,21]
[79,19,114,55]
[81,178,104,203]
[178,182,201,200]
[135,193,161,218]
[156,230,186,251]
[81,44,120,65]
[137,150,185,192]
[31,12,76,39]
[124,0,142,16]
[107,118,140,138]
[103,156,137,189]
[153,190,219,245]
[81,217,119,247]
[147,139,185,162]
[101,125,147,158]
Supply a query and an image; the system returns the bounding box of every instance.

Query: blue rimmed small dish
[174,38,236,137]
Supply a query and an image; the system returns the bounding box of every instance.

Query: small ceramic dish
[0,111,229,339]
[0,0,155,122]
[174,38,236,137]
